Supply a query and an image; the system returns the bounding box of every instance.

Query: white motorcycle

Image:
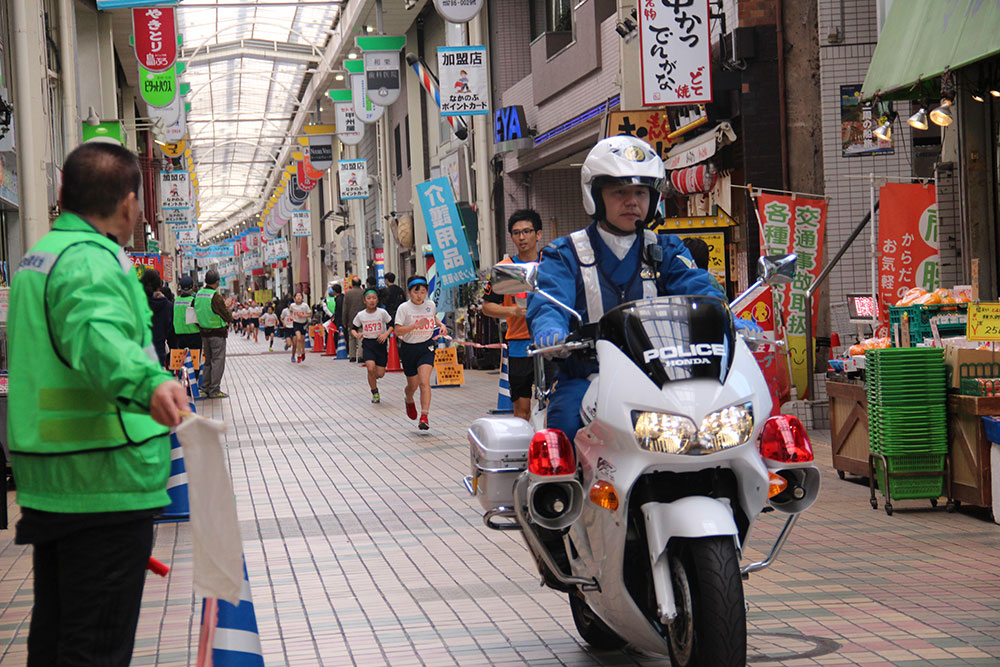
[464,255,820,666]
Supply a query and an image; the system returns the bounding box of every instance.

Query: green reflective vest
[8,213,172,513]
[195,287,224,329]
[173,295,199,334]
[325,296,337,314]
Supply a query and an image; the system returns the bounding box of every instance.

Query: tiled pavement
[0,333,999,666]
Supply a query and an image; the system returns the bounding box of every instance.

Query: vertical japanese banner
[374,247,386,289]
[416,177,477,289]
[437,45,490,116]
[637,0,712,106]
[877,183,938,331]
[757,194,828,399]
[733,285,792,416]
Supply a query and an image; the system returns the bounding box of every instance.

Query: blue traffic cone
[335,333,348,360]
[184,351,202,400]
[488,346,514,414]
[158,400,195,522]
[201,560,264,666]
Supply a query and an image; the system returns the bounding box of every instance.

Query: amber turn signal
[590,480,619,511]
[767,472,788,499]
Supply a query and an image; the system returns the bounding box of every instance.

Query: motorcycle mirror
[490,261,539,295]
[758,254,797,285]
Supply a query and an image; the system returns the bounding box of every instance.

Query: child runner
[261,305,278,350]
[351,288,393,403]
[393,276,448,430]
[246,301,259,343]
[290,292,312,363]
[280,302,294,352]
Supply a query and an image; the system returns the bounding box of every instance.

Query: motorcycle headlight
[632,403,753,455]
[699,403,754,453]
[632,411,698,454]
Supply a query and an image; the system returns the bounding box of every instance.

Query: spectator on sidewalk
[196,269,233,399]
[381,272,406,321]
[7,141,188,667]
[172,276,202,377]
[140,268,173,369]
[343,278,365,361]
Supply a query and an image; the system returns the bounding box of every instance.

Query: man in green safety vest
[172,275,202,378]
[7,142,189,666]
[195,268,233,398]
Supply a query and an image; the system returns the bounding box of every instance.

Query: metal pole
[58,0,80,154]
[375,0,384,34]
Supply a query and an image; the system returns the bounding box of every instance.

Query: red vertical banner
[734,285,791,415]
[877,183,938,332]
[132,7,178,73]
[756,194,828,399]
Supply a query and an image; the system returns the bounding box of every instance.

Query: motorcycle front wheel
[665,536,746,667]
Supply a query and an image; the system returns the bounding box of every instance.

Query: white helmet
[580,135,665,225]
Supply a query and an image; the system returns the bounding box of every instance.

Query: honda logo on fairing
[642,343,726,366]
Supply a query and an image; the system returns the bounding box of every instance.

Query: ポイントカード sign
[437,46,489,117]
[637,0,713,106]
[291,210,311,237]
[416,177,477,289]
[132,7,177,72]
[338,160,368,200]
[757,193,828,399]
[877,183,938,331]
[160,170,190,211]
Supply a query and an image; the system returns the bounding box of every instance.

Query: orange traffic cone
[311,325,325,353]
[323,322,338,356]
[386,333,402,372]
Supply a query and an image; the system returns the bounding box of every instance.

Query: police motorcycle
[464,254,820,666]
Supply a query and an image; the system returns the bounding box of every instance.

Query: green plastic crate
[873,455,945,500]
[888,303,968,343]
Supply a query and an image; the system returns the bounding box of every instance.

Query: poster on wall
[877,183,938,333]
[291,210,311,237]
[757,193,828,399]
[841,85,894,157]
[437,46,490,116]
[338,159,368,200]
[637,0,712,106]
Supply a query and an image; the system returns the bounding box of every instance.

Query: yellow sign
[966,302,1000,340]
[433,347,463,386]
[169,348,201,370]
[675,231,726,285]
[654,213,736,230]
[604,110,674,160]
[158,139,186,158]
[434,347,458,365]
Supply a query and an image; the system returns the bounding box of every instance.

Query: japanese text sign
[416,177,477,289]
[132,7,177,73]
[139,64,177,108]
[160,170,190,211]
[437,46,489,117]
[757,193,828,399]
[338,160,368,200]
[291,210,311,237]
[605,110,674,160]
[877,183,938,330]
[335,101,363,145]
[967,303,1000,341]
[638,0,713,106]
[432,0,484,23]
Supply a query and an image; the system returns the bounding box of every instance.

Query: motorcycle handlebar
[528,340,594,357]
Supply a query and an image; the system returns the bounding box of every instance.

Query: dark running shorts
[508,355,535,401]
[263,326,275,337]
[247,318,259,327]
[292,321,308,334]
[398,339,436,377]
[281,327,293,338]
[362,338,388,367]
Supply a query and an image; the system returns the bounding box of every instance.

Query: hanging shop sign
[306,137,333,171]
[655,212,736,229]
[162,99,185,143]
[757,193,828,399]
[416,176,477,289]
[840,84,894,157]
[288,175,309,207]
[877,183,938,332]
[637,0,712,106]
[158,138,185,157]
[164,208,190,225]
[338,159,368,200]
[132,7,177,73]
[276,192,294,220]
[291,210,311,237]
[296,160,318,191]
[437,45,489,117]
[176,225,198,246]
[357,35,405,107]
[493,105,532,153]
[330,90,363,145]
[432,0,484,23]
[344,60,384,124]
[664,122,736,170]
[605,110,674,161]
[139,64,176,108]
[82,121,125,145]
[264,237,290,263]
[160,169,190,211]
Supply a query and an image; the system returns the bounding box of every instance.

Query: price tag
[966,303,1000,341]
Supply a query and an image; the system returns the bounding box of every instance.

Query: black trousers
[28,516,154,667]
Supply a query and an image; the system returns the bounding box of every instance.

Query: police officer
[527,135,735,443]
[8,142,189,666]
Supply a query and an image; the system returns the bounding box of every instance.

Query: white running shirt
[352,308,392,339]
[290,303,312,323]
[261,313,278,328]
[395,299,438,344]
[280,308,294,328]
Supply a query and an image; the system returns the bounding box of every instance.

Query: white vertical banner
[437,46,489,117]
[291,210,311,237]
[338,159,369,200]
[637,0,713,106]
[335,102,364,145]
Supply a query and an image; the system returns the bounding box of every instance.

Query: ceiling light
[972,90,985,102]
[365,25,375,33]
[990,86,1000,98]
[907,107,928,130]
[929,99,953,127]
[334,74,344,81]
[348,52,359,59]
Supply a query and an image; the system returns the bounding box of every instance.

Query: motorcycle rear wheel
[569,593,627,650]
[665,536,746,667]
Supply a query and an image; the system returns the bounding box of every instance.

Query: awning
[861,0,1000,100]
[663,122,736,171]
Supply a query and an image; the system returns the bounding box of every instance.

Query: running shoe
[299,355,305,362]
[418,414,429,430]
[212,391,229,399]
[405,401,418,420]
[371,391,380,404]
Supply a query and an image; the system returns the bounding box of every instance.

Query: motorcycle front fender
[640,497,739,622]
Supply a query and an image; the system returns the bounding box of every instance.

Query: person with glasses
[483,209,543,421]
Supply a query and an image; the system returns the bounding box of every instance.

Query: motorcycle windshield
[598,296,736,387]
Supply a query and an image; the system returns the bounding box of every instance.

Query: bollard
[488,346,514,414]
